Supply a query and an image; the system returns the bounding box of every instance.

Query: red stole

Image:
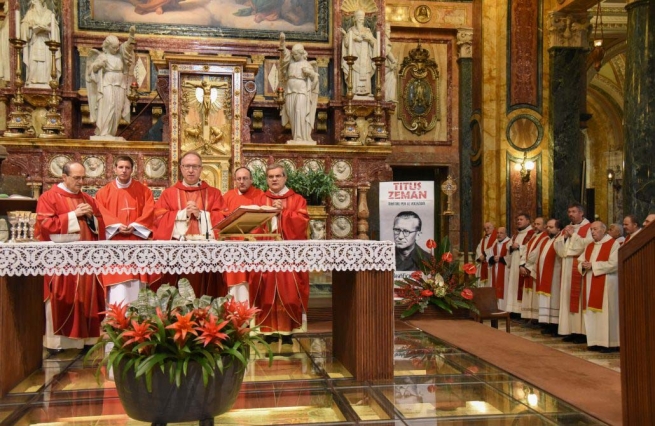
[570,222,592,313]
[621,233,631,245]
[491,241,509,299]
[478,230,497,281]
[536,237,557,295]
[512,229,535,300]
[523,232,547,291]
[582,239,614,311]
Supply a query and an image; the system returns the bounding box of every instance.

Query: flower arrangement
[87,279,271,392]
[395,237,479,318]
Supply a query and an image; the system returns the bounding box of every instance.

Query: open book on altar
[214,205,280,235]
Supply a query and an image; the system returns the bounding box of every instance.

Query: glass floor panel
[2,331,607,425]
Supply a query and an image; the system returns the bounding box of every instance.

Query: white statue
[278,33,319,145]
[20,0,61,87]
[340,10,376,98]
[87,27,136,139]
[0,2,10,84]
[384,23,398,103]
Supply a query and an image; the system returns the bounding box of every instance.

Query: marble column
[623,0,655,218]
[547,12,591,220]
[457,28,473,251]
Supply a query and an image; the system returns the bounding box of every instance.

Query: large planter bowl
[114,357,245,424]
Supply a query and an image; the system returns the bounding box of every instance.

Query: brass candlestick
[369,56,389,145]
[40,40,65,138]
[3,38,32,138]
[339,54,360,145]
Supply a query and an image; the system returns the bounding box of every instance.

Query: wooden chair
[470,287,511,333]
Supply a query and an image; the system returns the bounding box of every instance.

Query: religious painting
[398,42,440,136]
[78,0,330,43]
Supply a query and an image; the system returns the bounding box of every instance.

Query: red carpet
[407,319,622,425]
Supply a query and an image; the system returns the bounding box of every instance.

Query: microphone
[199,188,210,240]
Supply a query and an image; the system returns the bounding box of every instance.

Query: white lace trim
[0,240,395,276]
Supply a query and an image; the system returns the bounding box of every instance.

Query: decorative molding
[505,114,544,152]
[456,28,473,59]
[252,110,263,131]
[316,111,328,132]
[547,12,592,49]
[398,42,440,136]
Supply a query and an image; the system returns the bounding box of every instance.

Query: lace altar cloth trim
[0,240,395,277]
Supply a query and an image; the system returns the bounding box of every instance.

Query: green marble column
[623,0,655,218]
[457,29,474,251]
[547,12,590,221]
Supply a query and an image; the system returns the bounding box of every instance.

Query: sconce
[514,152,535,183]
[522,386,539,407]
[608,165,622,191]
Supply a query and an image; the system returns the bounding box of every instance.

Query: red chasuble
[569,222,592,313]
[512,228,534,300]
[36,186,105,340]
[478,230,497,281]
[222,186,267,288]
[95,180,160,288]
[153,182,226,297]
[536,237,558,296]
[251,189,310,334]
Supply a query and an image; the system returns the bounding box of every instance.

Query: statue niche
[180,76,231,155]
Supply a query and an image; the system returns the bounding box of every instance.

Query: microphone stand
[200,188,210,240]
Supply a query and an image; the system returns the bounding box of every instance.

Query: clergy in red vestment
[251,163,310,345]
[95,155,160,305]
[36,162,105,351]
[153,151,226,297]
[222,166,267,302]
[474,221,497,286]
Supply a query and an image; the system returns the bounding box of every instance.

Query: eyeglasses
[393,228,419,237]
[235,177,251,182]
[181,164,202,170]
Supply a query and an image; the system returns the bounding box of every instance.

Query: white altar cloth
[0,240,395,277]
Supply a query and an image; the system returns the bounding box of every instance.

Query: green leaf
[431,298,453,313]
[400,303,421,318]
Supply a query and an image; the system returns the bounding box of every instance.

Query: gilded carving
[398,42,440,136]
[252,110,263,131]
[547,12,592,49]
[414,5,431,23]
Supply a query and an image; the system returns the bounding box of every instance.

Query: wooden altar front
[0,240,395,396]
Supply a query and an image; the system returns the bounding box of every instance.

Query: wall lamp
[514,152,535,183]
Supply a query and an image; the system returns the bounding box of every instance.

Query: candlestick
[339,54,360,145]
[369,56,389,145]
[3,38,32,138]
[15,10,20,39]
[40,40,65,138]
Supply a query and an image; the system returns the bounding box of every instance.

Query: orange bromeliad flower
[165,312,199,346]
[122,320,155,347]
[103,302,131,330]
[195,314,229,348]
[223,299,260,329]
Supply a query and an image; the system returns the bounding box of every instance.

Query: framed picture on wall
[77,0,331,43]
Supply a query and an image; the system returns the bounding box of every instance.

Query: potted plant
[251,163,338,206]
[394,237,479,318]
[87,279,271,425]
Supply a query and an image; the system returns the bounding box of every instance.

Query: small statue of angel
[86,26,136,138]
[278,32,319,144]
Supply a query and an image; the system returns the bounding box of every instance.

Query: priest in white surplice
[536,219,563,335]
[475,222,497,287]
[486,227,512,310]
[506,214,534,315]
[554,203,593,343]
[578,221,620,353]
[521,217,548,320]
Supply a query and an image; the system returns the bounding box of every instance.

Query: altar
[0,239,395,396]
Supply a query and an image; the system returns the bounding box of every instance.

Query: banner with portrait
[379,182,435,280]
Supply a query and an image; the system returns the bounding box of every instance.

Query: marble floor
[0,330,606,425]
[505,320,621,373]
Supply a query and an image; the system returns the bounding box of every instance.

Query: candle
[51,14,56,40]
[347,31,352,56]
[15,10,20,39]
[376,31,381,57]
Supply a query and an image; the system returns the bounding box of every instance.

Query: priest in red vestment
[251,163,310,345]
[95,155,160,305]
[153,151,225,297]
[36,161,105,351]
[222,166,267,302]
